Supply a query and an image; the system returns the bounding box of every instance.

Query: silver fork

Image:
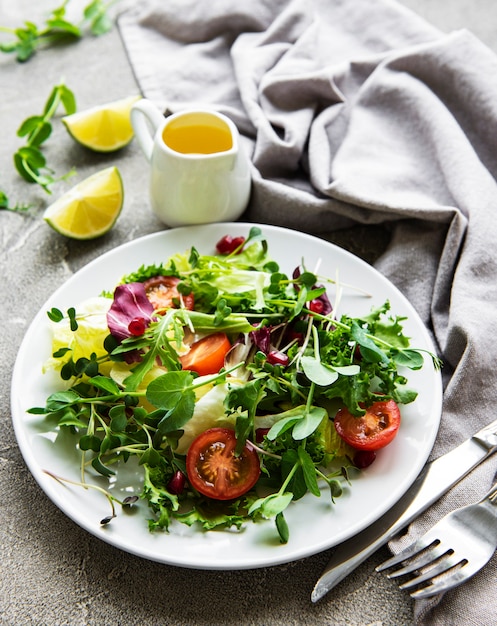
[376,481,497,599]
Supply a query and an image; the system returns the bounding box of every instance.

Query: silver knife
[311,418,497,602]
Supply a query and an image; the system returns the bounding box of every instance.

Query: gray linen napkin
[119,0,497,623]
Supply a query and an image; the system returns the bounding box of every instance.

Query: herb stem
[43,469,120,514]
[190,363,244,391]
[279,462,299,493]
[249,441,282,460]
[305,382,316,415]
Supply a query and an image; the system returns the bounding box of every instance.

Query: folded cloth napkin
[119,1,497,623]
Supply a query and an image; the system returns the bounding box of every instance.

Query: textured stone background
[1,2,495,625]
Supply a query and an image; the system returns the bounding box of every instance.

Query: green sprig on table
[0,0,118,62]
[14,82,77,195]
[1,82,76,210]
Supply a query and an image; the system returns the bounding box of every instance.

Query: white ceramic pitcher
[131,99,251,227]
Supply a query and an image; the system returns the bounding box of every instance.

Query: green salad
[30,227,440,543]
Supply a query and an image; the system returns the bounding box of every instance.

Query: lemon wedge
[62,95,141,152]
[43,166,123,239]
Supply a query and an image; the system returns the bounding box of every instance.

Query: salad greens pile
[29,227,440,543]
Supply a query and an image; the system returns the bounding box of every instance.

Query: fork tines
[376,483,497,599]
[376,533,467,599]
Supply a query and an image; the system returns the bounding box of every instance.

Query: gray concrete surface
[1,1,496,625]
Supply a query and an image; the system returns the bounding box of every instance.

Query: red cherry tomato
[142,276,194,311]
[334,400,401,451]
[186,428,261,500]
[180,332,231,376]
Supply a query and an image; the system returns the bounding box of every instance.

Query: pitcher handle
[130,99,165,161]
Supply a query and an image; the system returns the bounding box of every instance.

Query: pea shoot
[0,0,118,62]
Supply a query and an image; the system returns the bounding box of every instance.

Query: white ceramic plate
[11,223,442,570]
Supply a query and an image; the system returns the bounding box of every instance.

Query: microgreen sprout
[47,306,78,328]
[43,469,139,525]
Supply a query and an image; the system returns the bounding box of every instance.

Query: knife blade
[311,418,497,602]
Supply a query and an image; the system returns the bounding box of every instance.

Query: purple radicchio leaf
[292,266,301,288]
[107,283,154,341]
[249,326,271,354]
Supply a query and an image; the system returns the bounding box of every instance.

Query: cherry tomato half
[142,276,194,311]
[186,428,261,500]
[334,399,401,451]
[180,332,231,376]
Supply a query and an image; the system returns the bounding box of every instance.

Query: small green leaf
[100,433,121,454]
[26,407,47,415]
[79,434,101,452]
[213,298,232,325]
[188,246,199,267]
[17,115,44,137]
[298,446,320,497]
[0,42,18,54]
[91,455,115,477]
[292,285,308,319]
[266,408,304,440]
[67,307,78,331]
[60,360,76,380]
[351,321,388,364]
[47,307,64,322]
[225,378,263,420]
[83,0,102,19]
[43,85,61,115]
[139,447,161,467]
[46,390,80,411]
[59,85,77,114]
[301,356,339,386]
[392,386,418,405]
[146,371,195,431]
[328,479,343,502]
[332,364,361,376]
[52,347,71,358]
[28,121,52,147]
[16,45,36,63]
[57,411,87,429]
[297,271,317,288]
[392,349,424,370]
[275,512,289,544]
[246,226,263,244]
[248,492,293,517]
[292,406,326,440]
[90,13,113,36]
[109,405,128,432]
[91,376,120,395]
[234,410,252,454]
[46,18,81,37]
[22,146,47,168]
[261,492,293,517]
